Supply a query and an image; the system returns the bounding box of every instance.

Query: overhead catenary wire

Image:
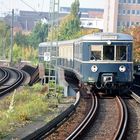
[19,0,38,12]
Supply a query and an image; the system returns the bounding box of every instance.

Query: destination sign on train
[101,35,118,40]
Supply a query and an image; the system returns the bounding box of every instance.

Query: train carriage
[39,32,133,90]
[72,33,133,89]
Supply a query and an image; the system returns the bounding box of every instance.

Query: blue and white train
[39,32,133,90]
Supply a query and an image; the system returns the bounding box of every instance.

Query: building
[4,10,49,32]
[80,18,103,30]
[3,7,104,33]
[104,0,140,32]
[80,10,104,30]
[104,0,118,32]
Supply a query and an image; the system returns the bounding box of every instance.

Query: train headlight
[119,65,126,72]
[91,65,98,72]
[107,40,111,45]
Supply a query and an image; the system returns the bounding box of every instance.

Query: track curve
[0,67,25,98]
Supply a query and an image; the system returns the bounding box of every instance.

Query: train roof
[78,32,133,41]
[39,40,75,47]
[39,33,133,47]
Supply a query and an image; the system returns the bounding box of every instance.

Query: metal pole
[10,9,14,65]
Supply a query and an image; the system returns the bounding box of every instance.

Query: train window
[90,45,102,60]
[103,46,114,60]
[116,46,126,60]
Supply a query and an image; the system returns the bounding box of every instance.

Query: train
[39,32,133,91]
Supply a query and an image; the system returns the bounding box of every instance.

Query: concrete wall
[104,0,118,32]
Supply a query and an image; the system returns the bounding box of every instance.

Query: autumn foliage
[123,26,140,62]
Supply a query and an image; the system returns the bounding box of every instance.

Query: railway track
[21,89,128,140]
[124,87,140,139]
[124,98,140,140]
[0,67,25,97]
[0,67,10,86]
[0,65,134,139]
[65,90,97,140]
[21,86,97,140]
[80,92,128,140]
[129,89,140,102]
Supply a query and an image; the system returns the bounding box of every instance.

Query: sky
[0,0,105,15]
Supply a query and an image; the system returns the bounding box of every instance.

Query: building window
[131,22,134,25]
[127,21,130,27]
[138,0,140,3]
[128,0,131,3]
[132,10,135,14]
[121,0,126,3]
[136,10,140,15]
[127,10,130,14]
[132,0,136,3]
[123,0,127,3]
[118,21,121,26]
[122,21,126,26]
[123,9,126,15]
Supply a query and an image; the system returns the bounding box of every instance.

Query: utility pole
[45,0,59,94]
[10,9,14,65]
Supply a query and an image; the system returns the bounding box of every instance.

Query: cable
[19,0,38,12]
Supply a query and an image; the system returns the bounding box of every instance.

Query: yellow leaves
[123,26,140,62]
[13,44,37,61]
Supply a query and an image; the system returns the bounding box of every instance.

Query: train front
[74,33,133,90]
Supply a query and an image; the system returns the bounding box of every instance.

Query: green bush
[0,85,54,138]
[31,83,43,92]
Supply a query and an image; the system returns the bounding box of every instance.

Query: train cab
[73,33,133,89]
[38,32,133,90]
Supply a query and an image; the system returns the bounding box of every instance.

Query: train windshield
[91,45,102,60]
[103,46,114,60]
[90,44,127,61]
[116,46,126,60]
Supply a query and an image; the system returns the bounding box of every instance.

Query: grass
[0,83,60,139]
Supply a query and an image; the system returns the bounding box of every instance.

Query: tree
[71,0,80,17]
[58,0,80,40]
[14,32,29,47]
[123,26,140,62]
[70,0,80,32]
[48,0,99,41]
[0,21,10,59]
[30,21,48,47]
[13,44,22,63]
[48,0,81,41]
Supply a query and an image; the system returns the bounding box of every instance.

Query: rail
[113,96,128,140]
[129,90,140,103]
[66,93,98,140]
[0,67,25,97]
[0,67,10,86]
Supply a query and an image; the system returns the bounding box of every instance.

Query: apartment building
[104,0,140,32]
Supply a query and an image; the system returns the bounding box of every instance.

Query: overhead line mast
[46,0,59,94]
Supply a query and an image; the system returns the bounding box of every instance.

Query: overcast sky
[0,0,105,14]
